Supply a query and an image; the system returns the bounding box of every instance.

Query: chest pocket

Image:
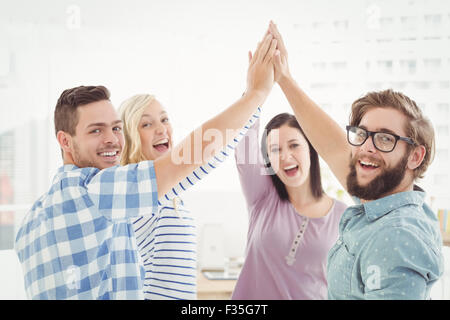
[327,241,356,299]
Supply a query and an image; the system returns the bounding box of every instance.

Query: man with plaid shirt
[15,33,278,299]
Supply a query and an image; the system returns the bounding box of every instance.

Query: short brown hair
[349,89,435,179]
[54,85,111,136]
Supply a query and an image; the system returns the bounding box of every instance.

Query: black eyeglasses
[346,126,415,153]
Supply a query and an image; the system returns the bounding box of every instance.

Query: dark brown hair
[54,85,111,136]
[261,113,324,201]
[349,89,435,179]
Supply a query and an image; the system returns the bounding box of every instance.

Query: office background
[0,0,449,299]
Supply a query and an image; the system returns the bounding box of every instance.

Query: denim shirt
[327,190,444,300]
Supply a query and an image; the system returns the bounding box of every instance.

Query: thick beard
[346,153,409,201]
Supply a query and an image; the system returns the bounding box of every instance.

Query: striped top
[132,107,263,300]
[133,198,197,300]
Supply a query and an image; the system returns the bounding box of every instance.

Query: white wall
[1,0,449,297]
[0,250,27,299]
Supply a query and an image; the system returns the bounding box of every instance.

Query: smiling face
[266,124,311,188]
[346,107,415,200]
[138,99,173,161]
[65,100,124,170]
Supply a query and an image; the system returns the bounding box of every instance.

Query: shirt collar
[57,164,79,173]
[353,190,426,222]
[55,164,99,180]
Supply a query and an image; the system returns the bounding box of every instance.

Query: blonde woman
[119,94,262,299]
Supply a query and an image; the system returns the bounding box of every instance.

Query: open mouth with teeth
[358,160,380,170]
[98,150,120,160]
[283,165,299,177]
[153,139,170,153]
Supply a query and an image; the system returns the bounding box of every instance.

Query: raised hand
[268,21,291,84]
[245,33,277,102]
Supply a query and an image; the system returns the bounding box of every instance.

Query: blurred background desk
[197,271,237,300]
[443,232,450,247]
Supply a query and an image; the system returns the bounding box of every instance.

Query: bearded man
[268,21,443,299]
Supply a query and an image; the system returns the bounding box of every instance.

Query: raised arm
[268,22,351,190]
[161,107,262,202]
[154,34,277,198]
[234,117,271,208]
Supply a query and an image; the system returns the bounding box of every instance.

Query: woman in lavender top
[232,113,347,300]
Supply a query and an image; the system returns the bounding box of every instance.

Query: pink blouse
[232,119,347,300]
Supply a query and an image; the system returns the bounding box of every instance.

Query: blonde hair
[119,94,182,215]
[119,94,156,165]
[349,89,435,180]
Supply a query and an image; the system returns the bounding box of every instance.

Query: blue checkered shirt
[15,161,159,299]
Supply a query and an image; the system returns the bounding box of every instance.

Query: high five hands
[245,31,278,102]
[268,20,292,85]
[246,20,293,102]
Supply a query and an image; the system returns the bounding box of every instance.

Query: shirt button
[337,239,342,245]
